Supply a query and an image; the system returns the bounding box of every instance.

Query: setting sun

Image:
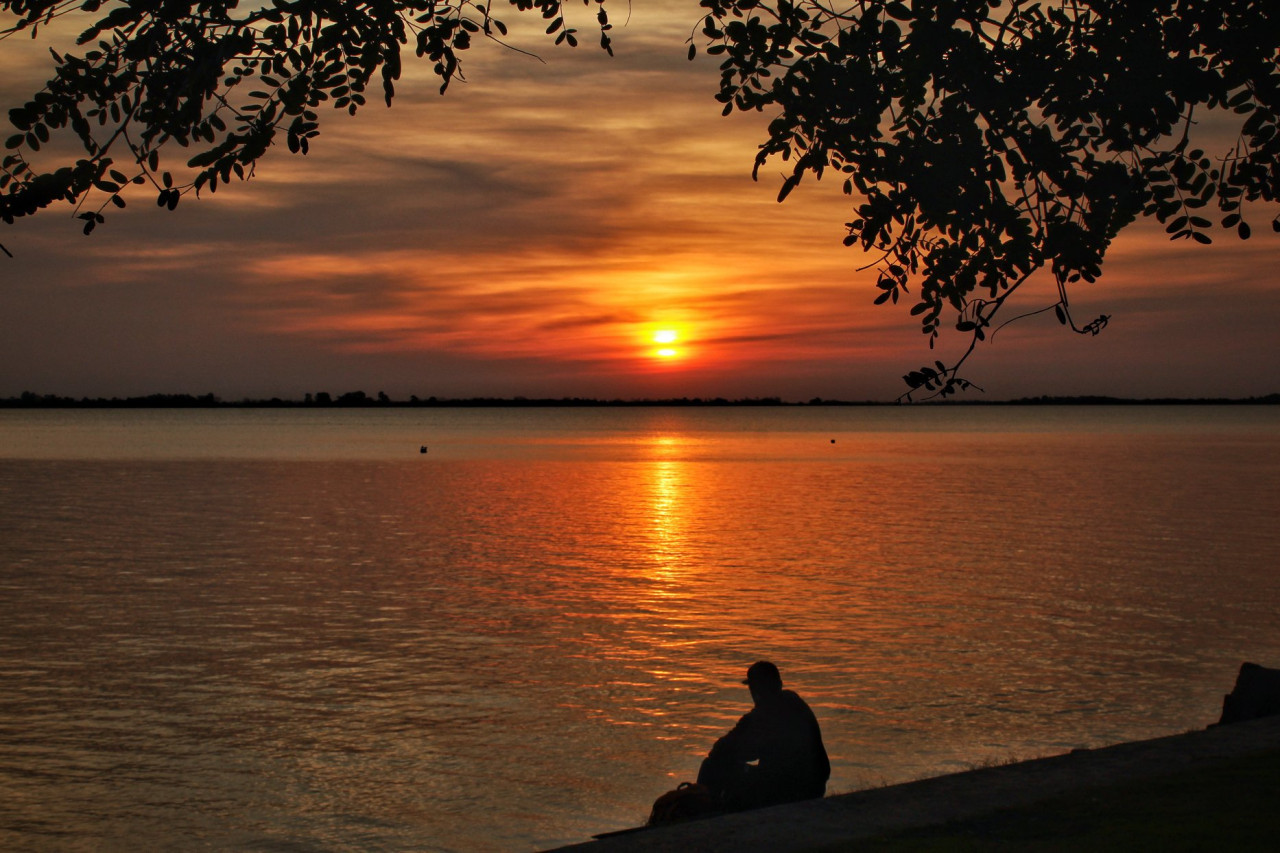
[649,328,685,361]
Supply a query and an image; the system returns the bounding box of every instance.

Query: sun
[650,329,683,360]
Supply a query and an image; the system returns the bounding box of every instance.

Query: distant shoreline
[3,392,1279,409]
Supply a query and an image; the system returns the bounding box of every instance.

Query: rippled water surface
[2,405,1279,850]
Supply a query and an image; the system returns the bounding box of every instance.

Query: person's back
[743,688,828,803]
[697,661,830,811]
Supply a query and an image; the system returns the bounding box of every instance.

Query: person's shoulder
[780,689,816,713]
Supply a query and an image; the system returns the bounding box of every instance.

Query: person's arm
[698,712,756,791]
[710,712,762,765]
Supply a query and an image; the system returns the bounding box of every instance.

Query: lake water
[2,405,1279,851]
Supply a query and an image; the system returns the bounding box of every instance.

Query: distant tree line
[3,391,1278,408]
[1,390,798,407]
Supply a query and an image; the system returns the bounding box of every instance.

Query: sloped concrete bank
[548,714,1280,853]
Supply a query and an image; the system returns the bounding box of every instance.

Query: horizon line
[4,391,1280,409]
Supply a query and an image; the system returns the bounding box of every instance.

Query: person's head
[743,660,783,704]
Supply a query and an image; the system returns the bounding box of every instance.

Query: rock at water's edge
[1218,661,1280,725]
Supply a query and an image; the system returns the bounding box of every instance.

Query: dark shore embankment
[548,714,1280,853]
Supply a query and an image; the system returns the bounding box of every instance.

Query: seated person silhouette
[696,661,830,811]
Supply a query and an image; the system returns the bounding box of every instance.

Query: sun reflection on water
[646,453,688,586]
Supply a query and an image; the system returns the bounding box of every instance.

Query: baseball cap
[742,660,782,689]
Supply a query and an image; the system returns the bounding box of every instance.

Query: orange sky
[1,2,1278,401]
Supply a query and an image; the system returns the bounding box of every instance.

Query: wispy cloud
[2,3,1278,399]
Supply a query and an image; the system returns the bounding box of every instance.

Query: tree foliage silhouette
[0,0,613,229]
[3,0,1278,396]
[691,0,1280,398]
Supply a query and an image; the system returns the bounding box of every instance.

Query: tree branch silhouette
[3,0,1278,397]
[690,0,1279,398]
[2,0,615,232]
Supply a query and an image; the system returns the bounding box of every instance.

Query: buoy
[419,445,428,454]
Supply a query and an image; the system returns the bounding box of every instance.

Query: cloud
[3,2,1279,400]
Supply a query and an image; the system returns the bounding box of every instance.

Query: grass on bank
[817,747,1280,852]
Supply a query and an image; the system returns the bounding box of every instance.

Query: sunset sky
[2,2,1278,402]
